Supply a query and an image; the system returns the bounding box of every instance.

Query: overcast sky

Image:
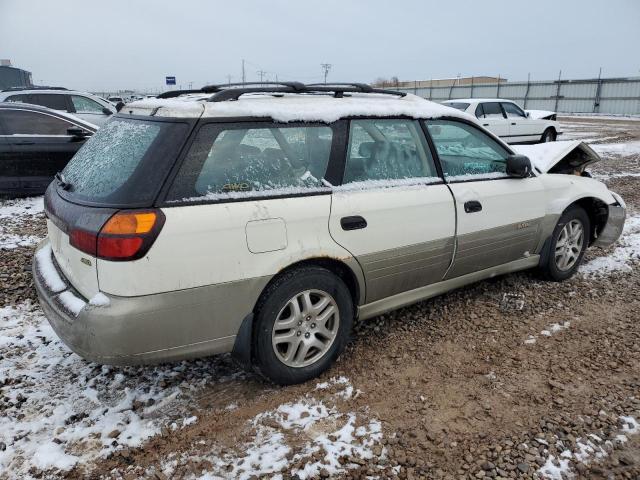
[1,0,639,93]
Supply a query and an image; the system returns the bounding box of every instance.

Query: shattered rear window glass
[61,118,188,205]
[167,124,334,202]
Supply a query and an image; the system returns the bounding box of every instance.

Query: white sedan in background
[443,98,562,144]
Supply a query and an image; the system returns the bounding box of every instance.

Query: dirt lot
[1,116,640,480]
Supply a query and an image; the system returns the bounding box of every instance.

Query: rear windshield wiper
[55,172,72,191]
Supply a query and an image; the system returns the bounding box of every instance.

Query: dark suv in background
[0,103,96,197]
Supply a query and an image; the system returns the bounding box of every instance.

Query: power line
[321,63,332,84]
[257,69,267,84]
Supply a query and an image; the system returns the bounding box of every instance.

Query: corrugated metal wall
[396,77,640,115]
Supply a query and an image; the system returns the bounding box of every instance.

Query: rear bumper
[593,197,626,248]
[33,239,268,365]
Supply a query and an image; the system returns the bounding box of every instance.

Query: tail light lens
[70,210,165,261]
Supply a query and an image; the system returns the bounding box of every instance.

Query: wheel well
[255,258,362,312]
[568,197,609,245]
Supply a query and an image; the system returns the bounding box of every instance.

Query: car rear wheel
[540,206,590,281]
[541,128,556,143]
[253,266,354,385]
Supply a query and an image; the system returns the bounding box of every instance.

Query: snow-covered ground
[0,197,44,250]
[0,302,244,477]
[581,214,640,276]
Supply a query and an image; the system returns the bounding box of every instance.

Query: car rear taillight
[69,210,165,261]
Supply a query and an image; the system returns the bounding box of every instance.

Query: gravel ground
[1,116,639,480]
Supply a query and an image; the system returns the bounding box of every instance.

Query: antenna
[321,63,332,84]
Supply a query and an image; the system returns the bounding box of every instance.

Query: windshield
[444,102,470,111]
[60,117,189,206]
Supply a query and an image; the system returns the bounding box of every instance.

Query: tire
[253,266,354,385]
[540,206,590,281]
[541,128,556,143]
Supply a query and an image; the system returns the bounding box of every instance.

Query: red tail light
[70,210,165,261]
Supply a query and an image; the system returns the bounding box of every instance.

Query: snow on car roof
[125,93,475,123]
[443,98,515,103]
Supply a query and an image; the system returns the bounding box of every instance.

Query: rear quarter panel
[97,195,357,297]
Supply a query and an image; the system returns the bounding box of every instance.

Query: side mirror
[67,127,91,139]
[115,101,125,112]
[506,154,532,178]
[102,107,113,115]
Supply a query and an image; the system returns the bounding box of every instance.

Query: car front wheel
[541,128,556,143]
[540,206,590,281]
[253,266,354,385]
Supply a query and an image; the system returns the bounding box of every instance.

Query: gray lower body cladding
[359,237,455,303]
[445,218,548,279]
[33,240,270,365]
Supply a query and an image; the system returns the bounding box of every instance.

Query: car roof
[444,98,516,104]
[124,91,474,124]
[0,102,98,130]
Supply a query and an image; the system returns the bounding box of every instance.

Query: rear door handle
[464,201,483,213]
[341,215,367,231]
[483,123,489,126]
[511,122,517,125]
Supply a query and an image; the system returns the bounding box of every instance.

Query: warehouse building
[0,60,33,90]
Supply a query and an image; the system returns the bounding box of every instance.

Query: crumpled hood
[525,109,556,120]
[513,141,600,173]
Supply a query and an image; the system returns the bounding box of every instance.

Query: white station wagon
[442,98,562,144]
[33,82,625,385]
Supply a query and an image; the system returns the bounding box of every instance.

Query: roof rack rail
[1,85,69,92]
[156,82,307,99]
[156,82,407,102]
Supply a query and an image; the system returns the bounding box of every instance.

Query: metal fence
[394,77,640,115]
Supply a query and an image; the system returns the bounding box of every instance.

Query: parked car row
[31,82,625,385]
[0,86,117,126]
[442,98,562,144]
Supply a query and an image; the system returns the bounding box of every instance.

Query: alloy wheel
[271,289,340,368]
[555,219,584,271]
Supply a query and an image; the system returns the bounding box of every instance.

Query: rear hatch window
[59,117,190,207]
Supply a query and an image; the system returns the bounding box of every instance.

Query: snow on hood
[127,93,476,124]
[525,109,556,120]
[512,141,600,173]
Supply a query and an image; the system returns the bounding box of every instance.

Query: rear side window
[71,95,105,113]
[167,124,333,202]
[5,94,29,103]
[0,109,73,135]
[444,102,470,111]
[30,94,69,111]
[61,118,188,205]
[476,102,504,119]
[502,102,526,118]
[343,119,438,184]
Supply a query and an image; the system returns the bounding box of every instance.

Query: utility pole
[257,70,267,84]
[226,74,232,86]
[321,63,332,84]
[241,59,246,84]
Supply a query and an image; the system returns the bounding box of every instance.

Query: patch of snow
[0,302,240,477]
[445,172,508,182]
[537,415,640,479]
[0,232,41,249]
[89,292,110,307]
[0,196,44,220]
[513,141,596,173]
[334,177,442,192]
[57,291,87,317]
[581,214,640,275]
[525,321,570,345]
[35,243,66,293]
[194,377,383,480]
[538,453,571,480]
[591,140,640,156]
